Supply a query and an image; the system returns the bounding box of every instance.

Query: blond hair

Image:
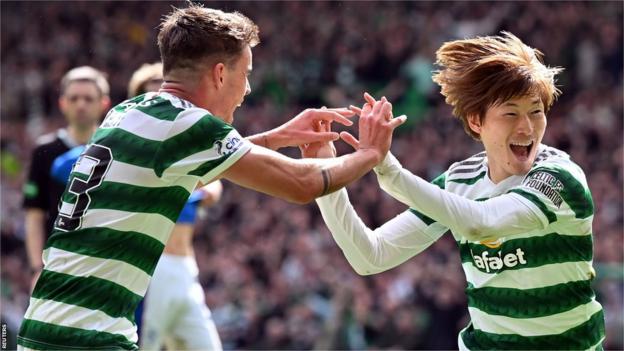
[127,62,163,98]
[432,32,563,139]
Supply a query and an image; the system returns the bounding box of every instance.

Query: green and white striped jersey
[18,92,251,350]
[316,144,605,350]
[413,145,605,350]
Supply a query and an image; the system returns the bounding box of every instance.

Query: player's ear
[467,114,482,136]
[59,96,68,113]
[211,63,226,89]
[100,95,111,111]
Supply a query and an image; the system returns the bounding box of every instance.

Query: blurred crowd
[1,1,622,349]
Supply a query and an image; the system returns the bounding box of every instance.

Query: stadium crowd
[1,1,622,349]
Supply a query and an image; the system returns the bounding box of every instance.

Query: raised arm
[300,97,442,275]
[343,94,545,242]
[246,107,354,150]
[374,153,547,241]
[222,144,379,204]
[222,99,404,204]
[316,188,446,275]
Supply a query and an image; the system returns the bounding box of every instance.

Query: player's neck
[67,125,96,145]
[160,81,208,109]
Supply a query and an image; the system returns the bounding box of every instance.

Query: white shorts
[140,254,222,351]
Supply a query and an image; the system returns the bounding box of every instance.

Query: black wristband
[321,169,331,196]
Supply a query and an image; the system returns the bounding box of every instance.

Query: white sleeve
[316,188,446,275]
[374,153,546,241]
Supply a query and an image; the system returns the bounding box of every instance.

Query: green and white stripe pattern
[411,145,605,350]
[18,92,251,350]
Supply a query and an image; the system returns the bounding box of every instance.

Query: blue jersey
[50,145,86,184]
[176,190,206,224]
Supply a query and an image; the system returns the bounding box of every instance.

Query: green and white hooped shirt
[317,145,604,350]
[18,92,251,350]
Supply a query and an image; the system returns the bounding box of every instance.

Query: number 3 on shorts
[55,144,113,232]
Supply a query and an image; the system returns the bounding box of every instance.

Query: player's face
[221,46,252,124]
[472,94,546,183]
[59,81,108,129]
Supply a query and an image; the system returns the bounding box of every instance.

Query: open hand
[342,93,406,162]
[267,107,354,150]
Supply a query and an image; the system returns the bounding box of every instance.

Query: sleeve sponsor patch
[522,171,564,208]
[214,130,244,157]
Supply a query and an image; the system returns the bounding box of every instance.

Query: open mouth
[509,140,534,161]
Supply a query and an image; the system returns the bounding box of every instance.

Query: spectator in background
[22,66,110,289]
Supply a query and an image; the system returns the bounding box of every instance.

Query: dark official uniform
[22,129,80,237]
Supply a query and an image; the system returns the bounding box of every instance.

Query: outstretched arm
[299,97,440,275]
[374,153,546,241]
[222,98,405,204]
[222,145,380,204]
[343,94,545,242]
[316,189,446,275]
[246,107,354,150]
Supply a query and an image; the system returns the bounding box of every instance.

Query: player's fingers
[318,119,326,132]
[321,120,333,133]
[320,106,355,117]
[316,110,354,126]
[318,120,326,133]
[388,115,407,129]
[364,92,377,106]
[349,105,363,115]
[340,131,360,150]
[371,99,385,116]
[380,100,393,120]
[323,107,355,116]
[307,131,340,143]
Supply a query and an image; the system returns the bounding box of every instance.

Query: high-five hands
[342,93,406,157]
[299,93,406,163]
[262,107,354,150]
